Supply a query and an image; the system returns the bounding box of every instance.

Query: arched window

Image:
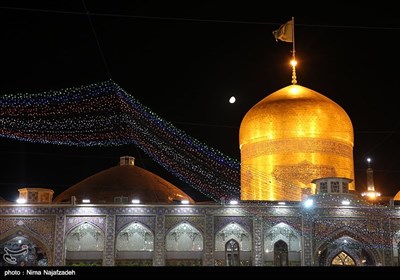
[225,239,240,266]
[65,223,104,266]
[166,222,203,251]
[274,240,288,266]
[165,222,203,266]
[66,223,104,252]
[116,222,154,251]
[331,251,355,266]
[115,222,154,266]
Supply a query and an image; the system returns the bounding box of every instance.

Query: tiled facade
[1,198,399,266]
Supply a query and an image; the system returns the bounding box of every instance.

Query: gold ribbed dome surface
[239,84,354,201]
[394,191,400,201]
[53,158,194,204]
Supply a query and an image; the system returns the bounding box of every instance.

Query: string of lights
[0,79,240,201]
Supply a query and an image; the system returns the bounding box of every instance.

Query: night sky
[1,1,400,202]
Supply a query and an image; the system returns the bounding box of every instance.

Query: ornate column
[203,213,214,266]
[104,214,116,266]
[154,211,165,266]
[301,213,314,266]
[53,213,66,266]
[253,217,263,266]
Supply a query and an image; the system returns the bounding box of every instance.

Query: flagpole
[291,16,297,85]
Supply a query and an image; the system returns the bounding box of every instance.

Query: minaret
[361,158,381,200]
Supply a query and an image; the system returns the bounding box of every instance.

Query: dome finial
[291,59,297,85]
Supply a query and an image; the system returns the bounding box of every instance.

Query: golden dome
[394,191,400,201]
[53,156,194,204]
[239,84,354,201]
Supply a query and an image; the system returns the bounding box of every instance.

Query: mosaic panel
[154,215,165,266]
[214,216,252,234]
[0,207,64,215]
[253,217,263,266]
[209,207,252,216]
[112,207,157,215]
[316,207,389,218]
[165,215,205,233]
[313,218,381,244]
[263,216,302,234]
[162,207,207,215]
[115,215,156,233]
[0,216,55,248]
[54,214,65,265]
[302,216,313,266]
[65,216,106,233]
[204,214,214,266]
[104,215,115,266]
[312,217,385,266]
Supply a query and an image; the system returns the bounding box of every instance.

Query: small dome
[0,196,9,204]
[53,156,194,204]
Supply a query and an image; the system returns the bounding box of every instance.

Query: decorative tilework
[204,214,214,266]
[65,216,106,233]
[0,216,56,266]
[253,217,262,266]
[0,217,55,248]
[214,216,253,234]
[263,216,302,233]
[301,216,313,266]
[0,204,398,266]
[104,215,116,266]
[313,218,381,245]
[164,215,205,233]
[115,215,156,233]
[154,214,165,266]
[54,214,66,265]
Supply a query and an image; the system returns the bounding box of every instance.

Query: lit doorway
[274,240,288,266]
[225,239,240,266]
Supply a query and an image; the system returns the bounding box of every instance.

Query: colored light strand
[0,80,240,201]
